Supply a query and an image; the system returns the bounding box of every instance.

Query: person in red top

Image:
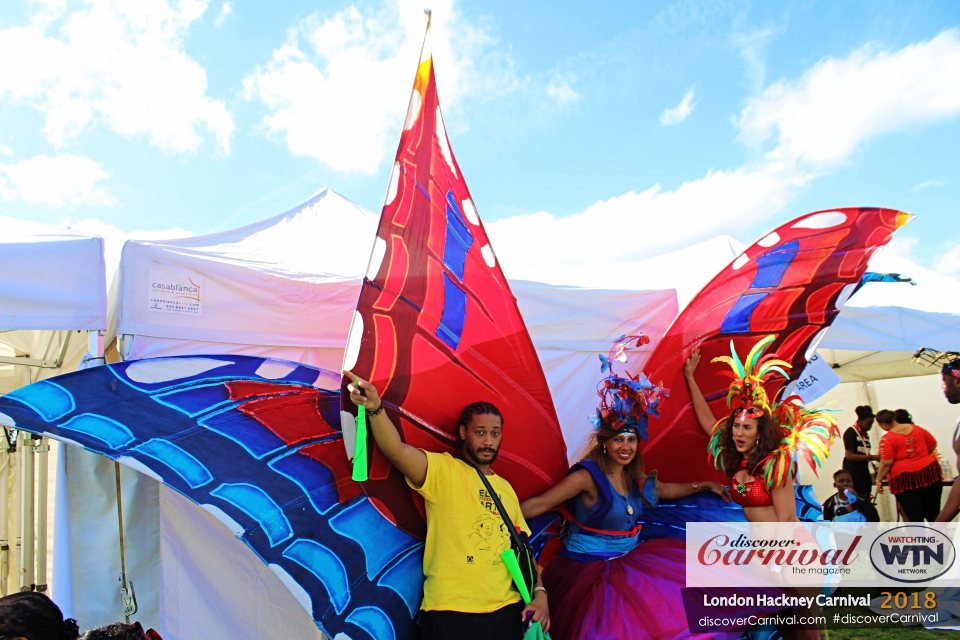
[875,408,943,522]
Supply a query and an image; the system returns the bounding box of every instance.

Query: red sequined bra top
[730,460,773,508]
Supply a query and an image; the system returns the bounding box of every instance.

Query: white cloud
[913,180,945,191]
[488,29,960,285]
[244,0,517,174]
[488,160,809,282]
[214,2,232,27]
[546,74,580,106]
[0,0,234,154]
[62,217,194,277]
[660,87,696,126]
[738,28,960,165]
[0,154,112,206]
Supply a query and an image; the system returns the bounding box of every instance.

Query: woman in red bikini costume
[684,335,840,523]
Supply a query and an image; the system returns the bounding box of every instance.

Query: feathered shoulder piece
[591,334,668,441]
[760,396,840,488]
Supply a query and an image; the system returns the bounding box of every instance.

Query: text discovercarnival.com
[679,522,959,632]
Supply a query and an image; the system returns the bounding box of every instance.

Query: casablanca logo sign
[148,269,204,316]
[869,525,956,583]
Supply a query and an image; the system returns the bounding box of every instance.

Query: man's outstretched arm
[344,370,428,487]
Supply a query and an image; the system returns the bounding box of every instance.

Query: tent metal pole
[115,461,132,623]
[0,445,8,595]
[35,437,48,593]
[18,432,35,591]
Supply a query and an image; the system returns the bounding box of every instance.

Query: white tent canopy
[0,216,108,613]
[1,216,106,332]
[76,188,678,639]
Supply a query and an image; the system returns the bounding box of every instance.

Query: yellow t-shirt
[407,451,531,613]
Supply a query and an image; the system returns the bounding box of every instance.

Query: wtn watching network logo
[869,525,956,583]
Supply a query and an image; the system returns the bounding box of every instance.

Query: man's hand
[342,369,427,486]
[522,591,550,633]
[344,370,381,411]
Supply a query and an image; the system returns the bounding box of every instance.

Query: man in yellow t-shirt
[345,371,549,640]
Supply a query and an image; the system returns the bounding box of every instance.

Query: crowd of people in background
[0,591,161,640]
[831,356,960,523]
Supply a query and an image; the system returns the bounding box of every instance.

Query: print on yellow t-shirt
[407,451,531,613]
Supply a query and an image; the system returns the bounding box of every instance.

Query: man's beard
[465,442,499,465]
[948,386,960,405]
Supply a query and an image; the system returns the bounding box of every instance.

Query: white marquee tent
[0,216,107,610]
[60,188,677,639]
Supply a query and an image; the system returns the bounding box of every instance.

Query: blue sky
[2,0,959,282]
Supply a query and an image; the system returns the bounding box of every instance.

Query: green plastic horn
[499,549,531,604]
[351,404,368,482]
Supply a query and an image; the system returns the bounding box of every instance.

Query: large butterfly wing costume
[640,208,912,484]
[0,356,421,640]
[339,31,568,537]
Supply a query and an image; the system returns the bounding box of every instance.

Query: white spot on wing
[255,360,298,380]
[404,91,421,131]
[0,412,13,428]
[793,211,847,229]
[480,243,496,267]
[436,106,457,178]
[462,198,480,225]
[805,327,829,362]
[126,358,233,384]
[834,283,857,310]
[386,162,400,205]
[312,369,342,392]
[732,254,749,270]
[342,311,363,371]
[757,232,780,247]
[341,410,357,458]
[366,236,387,280]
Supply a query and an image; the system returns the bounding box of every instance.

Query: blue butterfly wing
[0,355,423,640]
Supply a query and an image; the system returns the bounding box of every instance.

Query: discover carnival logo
[869,525,956,583]
[697,532,861,573]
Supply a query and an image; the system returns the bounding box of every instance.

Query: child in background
[822,469,880,522]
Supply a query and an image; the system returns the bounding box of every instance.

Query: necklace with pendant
[611,474,633,514]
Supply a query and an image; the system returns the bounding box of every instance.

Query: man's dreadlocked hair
[454,401,503,448]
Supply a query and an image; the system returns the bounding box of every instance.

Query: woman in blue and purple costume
[520,336,730,640]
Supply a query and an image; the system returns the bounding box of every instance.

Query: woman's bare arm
[658,480,731,502]
[684,349,717,436]
[520,469,595,520]
[874,459,894,494]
